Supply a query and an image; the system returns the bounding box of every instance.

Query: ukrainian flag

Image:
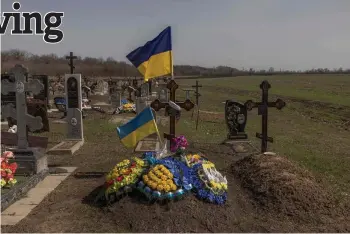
[126,26,173,81]
[117,107,159,148]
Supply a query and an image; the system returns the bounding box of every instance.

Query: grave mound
[232,154,348,222]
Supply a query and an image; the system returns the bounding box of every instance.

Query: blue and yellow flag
[126,26,173,81]
[117,107,159,148]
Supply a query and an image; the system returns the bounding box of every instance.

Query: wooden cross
[151,80,195,148]
[1,64,44,149]
[66,52,77,74]
[244,80,286,153]
[192,80,202,106]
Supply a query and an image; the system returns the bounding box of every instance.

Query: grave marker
[192,80,202,106]
[151,80,195,148]
[66,52,77,74]
[65,74,84,141]
[191,81,202,129]
[47,74,84,155]
[244,80,286,153]
[32,75,49,108]
[1,64,48,175]
[224,100,248,140]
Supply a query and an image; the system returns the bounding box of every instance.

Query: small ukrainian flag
[126,26,173,81]
[117,107,159,148]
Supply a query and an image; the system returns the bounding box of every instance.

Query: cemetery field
[2,74,350,232]
[176,74,350,194]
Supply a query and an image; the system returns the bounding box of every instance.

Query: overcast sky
[1,0,350,70]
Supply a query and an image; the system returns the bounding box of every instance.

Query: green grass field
[171,75,350,195]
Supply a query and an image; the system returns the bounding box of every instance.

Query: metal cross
[66,52,77,74]
[244,80,286,153]
[1,64,44,149]
[192,80,202,106]
[151,80,195,148]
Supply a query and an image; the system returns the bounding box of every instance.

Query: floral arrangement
[142,165,177,192]
[184,153,205,167]
[138,164,180,200]
[105,157,146,196]
[100,135,229,205]
[170,135,189,154]
[1,151,18,188]
[190,162,228,205]
[137,157,193,200]
[122,103,135,112]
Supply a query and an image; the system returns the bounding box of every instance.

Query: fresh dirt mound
[232,154,349,225]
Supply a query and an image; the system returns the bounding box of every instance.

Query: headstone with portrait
[65,74,84,141]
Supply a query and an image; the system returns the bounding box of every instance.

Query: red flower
[1,170,7,177]
[105,180,114,186]
[8,163,17,173]
[1,161,7,169]
[130,162,136,168]
[116,176,124,182]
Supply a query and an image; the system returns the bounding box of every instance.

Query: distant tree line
[1,49,349,77]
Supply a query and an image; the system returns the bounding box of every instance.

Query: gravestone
[135,83,150,114]
[47,74,84,155]
[32,75,49,107]
[111,90,122,107]
[1,64,48,175]
[224,100,248,140]
[65,74,84,141]
[102,81,109,95]
[108,80,122,107]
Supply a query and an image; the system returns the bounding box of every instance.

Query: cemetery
[1,48,349,232]
[1,62,349,232]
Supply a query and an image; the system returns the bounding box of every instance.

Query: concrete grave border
[46,139,85,155]
[1,167,77,226]
[1,169,49,212]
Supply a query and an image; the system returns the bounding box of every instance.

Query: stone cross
[1,64,44,149]
[66,52,77,74]
[151,80,195,148]
[192,80,202,106]
[244,80,286,153]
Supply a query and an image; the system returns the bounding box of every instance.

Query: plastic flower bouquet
[120,102,136,113]
[190,161,228,204]
[105,157,147,197]
[170,135,189,155]
[1,151,18,188]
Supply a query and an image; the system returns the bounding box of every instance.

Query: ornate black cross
[66,52,77,74]
[192,80,202,106]
[244,80,286,153]
[151,80,195,148]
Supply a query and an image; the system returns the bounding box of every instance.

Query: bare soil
[232,153,350,232]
